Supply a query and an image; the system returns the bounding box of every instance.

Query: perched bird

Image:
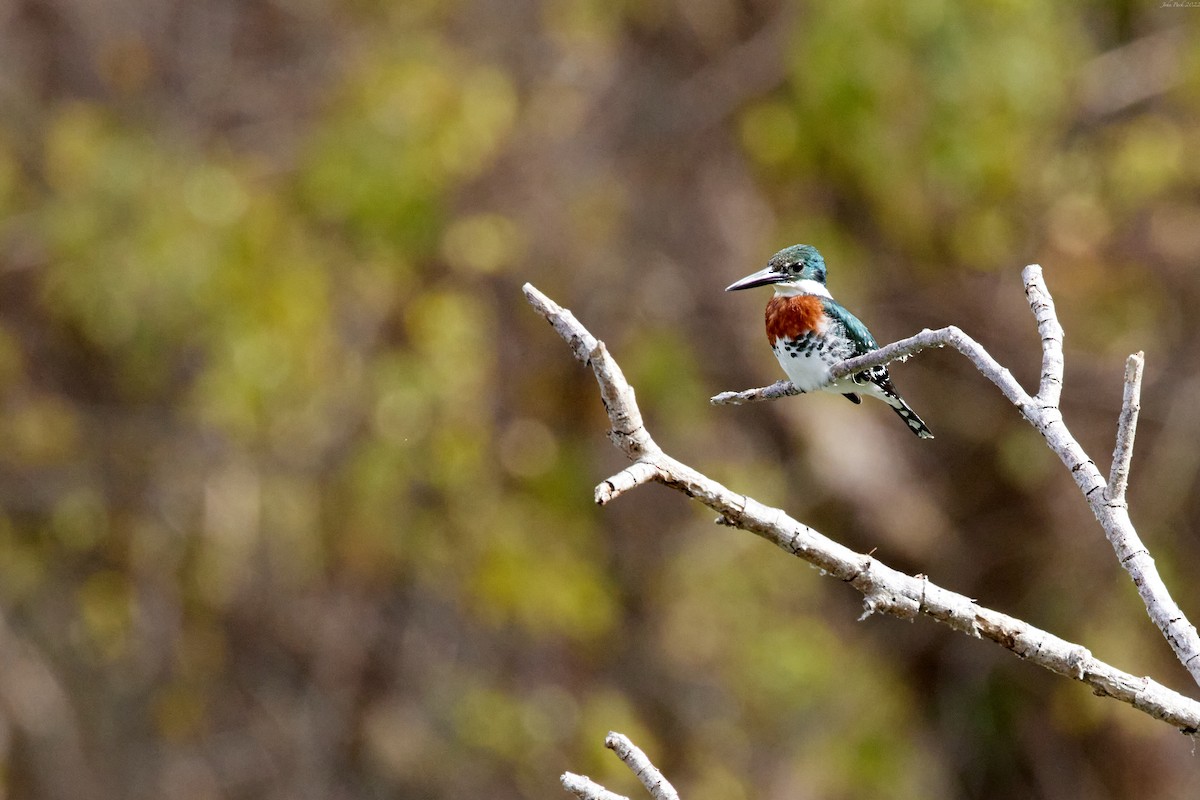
[726,244,933,439]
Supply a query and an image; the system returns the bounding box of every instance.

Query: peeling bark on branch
[524,273,1200,733]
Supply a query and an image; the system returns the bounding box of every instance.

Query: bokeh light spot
[498,417,559,478]
[441,213,523,274]
[739,101,799,166]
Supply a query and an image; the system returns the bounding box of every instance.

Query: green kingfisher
[726,244,934,439]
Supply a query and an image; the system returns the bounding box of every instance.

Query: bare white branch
[1107,352,1145,505]
[526,285,659,460]
[605,732,679,800]
[523,279,1200,732]
[562,772,631,800]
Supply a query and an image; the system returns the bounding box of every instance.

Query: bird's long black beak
[725,266,783,292]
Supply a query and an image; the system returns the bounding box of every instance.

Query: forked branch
[524,270,1200,732]
[709,266,1200,688]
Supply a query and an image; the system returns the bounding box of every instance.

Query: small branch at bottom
[561,733,679,800]
[562,772,631,800]
[605,732,680,800]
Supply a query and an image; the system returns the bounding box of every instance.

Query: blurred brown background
[2,1,1200,798]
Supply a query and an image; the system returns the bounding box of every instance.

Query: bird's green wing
[820,298,878,354]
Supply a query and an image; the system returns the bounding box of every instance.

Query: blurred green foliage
[1,1,1200,799]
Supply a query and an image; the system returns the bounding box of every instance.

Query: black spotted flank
[778,335,819,357]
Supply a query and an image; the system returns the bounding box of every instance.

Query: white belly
[773,342,898,404]
[773,343,839,393]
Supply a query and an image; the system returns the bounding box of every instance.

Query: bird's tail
[886,395,934,439]
[854,369,934,439]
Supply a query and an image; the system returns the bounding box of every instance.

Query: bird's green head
[725,244,829,295]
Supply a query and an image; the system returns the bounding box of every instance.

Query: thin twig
[561,772,631,800]
[524,279,1200,731]
[710,379,799,405]
[596,462,663,505]
[1107,352,1145,505]
[605,733,679,800]
[1024,264,1066,407]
